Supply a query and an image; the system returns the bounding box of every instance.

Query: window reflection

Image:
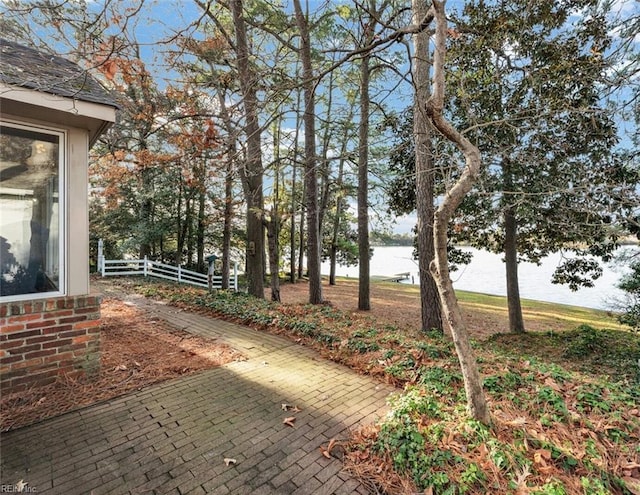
[0,125,61,297]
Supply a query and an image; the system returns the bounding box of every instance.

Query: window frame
[0,119,67,302]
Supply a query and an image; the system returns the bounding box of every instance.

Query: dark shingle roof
[0,38,117,108]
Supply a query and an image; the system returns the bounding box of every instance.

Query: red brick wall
[0,295,101,394]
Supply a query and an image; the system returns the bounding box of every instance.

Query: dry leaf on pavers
[320,438,337,459]
[224,458,237,466]
[283,416,296,427]
[281,404,302,412]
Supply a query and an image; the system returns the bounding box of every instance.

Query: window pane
[1,125,61,297]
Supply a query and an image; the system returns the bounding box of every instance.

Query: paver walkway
[1,293,396,494]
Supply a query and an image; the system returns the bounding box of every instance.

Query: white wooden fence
[98,256,238,291]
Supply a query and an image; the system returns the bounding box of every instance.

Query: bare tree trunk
[267,215,280,301]
[268,120,282,302]
[186,198,194,267]
[297,178,305,281]
[289,89,302,284]
[412,0,443,333]
[503,161,525,333]
[318,65,336,235]
[176,179,186,265]
[216,89,236,290]
[426,1,490,425]
[138,168,153,259]
[329,155,346,286]
[504,206,525,332]
[179,197,192,265]
[231,0,265,298]
[196,188,206,273]
[293,0,322,304]
[222,158,233,289]
[290,160,298,283]
[357,16,374,311]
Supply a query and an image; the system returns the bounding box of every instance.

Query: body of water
[320,245,631,310]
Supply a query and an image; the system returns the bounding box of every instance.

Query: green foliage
[387,387,445,421]
[460,462,486,491]
[483,369,527,395]
[489,326,640,384]
[536,386,568,417]
[418,367,463,396]
[575,383,612,413]
[347,338,380,354]
[385,0,624,306]
[580,477,610,495]
[561,326,640,383]
[384,356,417,380]
[532,479,567,495]
[416,339,449,359]
[617,261,640,331]
[375,418,428,481]
[562,324,607,358]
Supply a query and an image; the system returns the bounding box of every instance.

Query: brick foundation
[0,295,101,394]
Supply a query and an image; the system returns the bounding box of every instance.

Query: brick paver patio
[1,293,396,494]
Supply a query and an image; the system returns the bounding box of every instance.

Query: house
[0,39,117,393]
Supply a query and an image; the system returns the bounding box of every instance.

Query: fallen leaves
[320,438,337,459]
[281,402,303,427]
[281,403,302,412]
[623,477,640,495]
[533,448,552,467]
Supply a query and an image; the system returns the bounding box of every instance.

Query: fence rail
[99,256,238,291]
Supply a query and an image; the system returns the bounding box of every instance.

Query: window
[0,123,65,299]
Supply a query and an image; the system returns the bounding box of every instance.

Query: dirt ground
[0,296,243,432]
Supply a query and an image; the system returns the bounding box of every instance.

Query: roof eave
[0,82,116,144]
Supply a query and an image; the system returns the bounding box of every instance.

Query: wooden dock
[381,272,411,283]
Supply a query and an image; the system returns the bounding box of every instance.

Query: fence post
[143,256,148,277]
[97,239,103,273]
[233,262,238,291]
[101,257,106,277]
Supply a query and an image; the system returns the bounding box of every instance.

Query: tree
[356,2,376,311]
[411,0,443,333]
[447,0,620,332]
[293,0,322,304]
[229,0,266,298]
[424,1,490,424]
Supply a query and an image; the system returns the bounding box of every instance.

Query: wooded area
[2,0,638,422]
